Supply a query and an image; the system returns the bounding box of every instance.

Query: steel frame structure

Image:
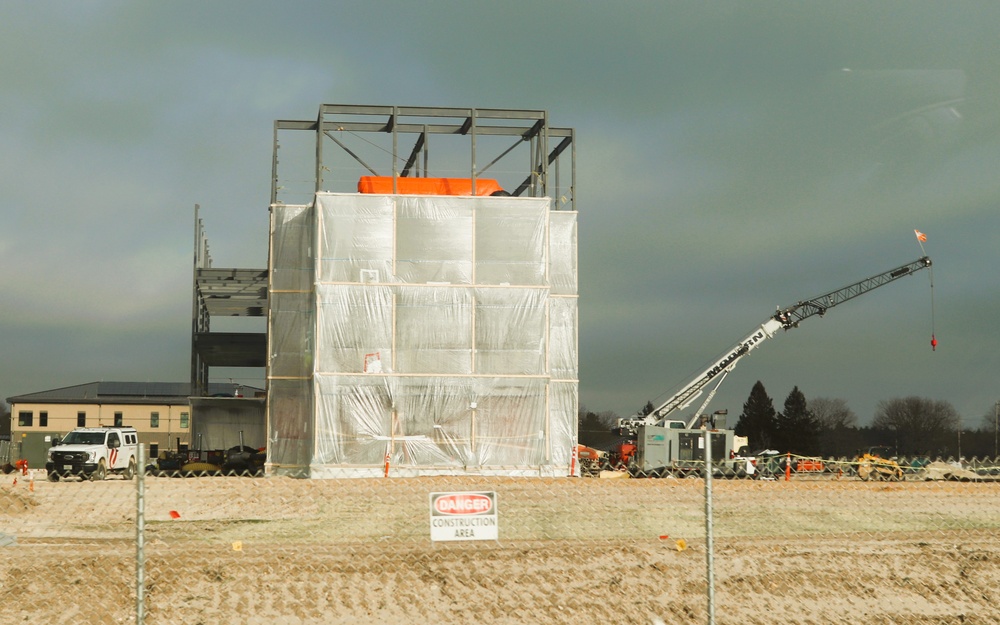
[190,204,267,395]
[271,104,575,209]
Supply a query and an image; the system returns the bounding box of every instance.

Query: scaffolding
[266,105,578,477]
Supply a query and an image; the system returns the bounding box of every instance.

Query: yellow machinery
[857,447,904,481]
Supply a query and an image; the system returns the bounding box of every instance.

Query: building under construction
[260,105,578,477]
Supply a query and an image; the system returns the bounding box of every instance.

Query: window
[180,412,189,428]
[39,411,48,427]
[150,443,159,459]
[77,412,86,427]
[18,411,32,427]
[114,412,123,427]
[62,431,104,444]
[150,412,159,428]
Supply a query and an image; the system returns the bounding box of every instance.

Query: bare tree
[873,396,960,456]
[809,397,858,430]
[597,410,620,428]
[980,402,1000,433]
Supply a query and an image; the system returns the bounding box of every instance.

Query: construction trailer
[635,424,739,477]
[266,105,578,478]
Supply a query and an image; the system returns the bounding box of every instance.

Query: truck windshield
[60,432,106,445]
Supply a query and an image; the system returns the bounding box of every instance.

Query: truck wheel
[48,472,59,482]
[124,458,136,480]
[91,460,107,481]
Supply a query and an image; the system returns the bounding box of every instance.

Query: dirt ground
[1,471,999,625]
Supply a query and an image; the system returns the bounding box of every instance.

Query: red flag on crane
[914,229,927,242]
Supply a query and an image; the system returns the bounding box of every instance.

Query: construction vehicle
[856,446,904,481]
[616,256,932,477]
[575,445,608,476]
[608,440,637,470]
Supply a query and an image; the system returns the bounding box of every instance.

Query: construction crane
[614,256,933,437]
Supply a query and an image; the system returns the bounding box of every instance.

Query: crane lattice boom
[614,256,933,436]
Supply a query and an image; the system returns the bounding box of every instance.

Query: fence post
[704,429,715,625]
[136,443,146,625]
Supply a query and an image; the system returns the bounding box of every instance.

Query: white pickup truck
[45,426,139,481]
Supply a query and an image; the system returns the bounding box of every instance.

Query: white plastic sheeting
[267,193,578,477]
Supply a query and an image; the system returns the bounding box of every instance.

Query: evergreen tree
[775,386,820,455]
[734,381,777,450]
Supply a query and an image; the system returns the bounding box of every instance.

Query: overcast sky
[2,2,998,427]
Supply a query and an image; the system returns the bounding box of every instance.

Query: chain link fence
[1,448,999,624]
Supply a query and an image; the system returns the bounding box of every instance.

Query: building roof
[6,381,264,406]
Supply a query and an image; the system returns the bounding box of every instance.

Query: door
[106,432,125,470]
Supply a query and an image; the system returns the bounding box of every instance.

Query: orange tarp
[358,176,503,196]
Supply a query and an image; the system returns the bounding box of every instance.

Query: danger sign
[429,491,498,542]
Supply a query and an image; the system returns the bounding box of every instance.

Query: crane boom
[614,256,932,436]
[773,256,933,328]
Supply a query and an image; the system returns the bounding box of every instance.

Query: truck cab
[45,426,139,481]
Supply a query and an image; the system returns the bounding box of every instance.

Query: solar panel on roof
[98,382,192,397]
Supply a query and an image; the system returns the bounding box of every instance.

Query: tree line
[579,381,1000,460]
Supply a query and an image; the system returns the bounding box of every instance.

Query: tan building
[7,381,260,468]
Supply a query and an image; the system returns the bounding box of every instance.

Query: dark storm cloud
[1,2,997,426]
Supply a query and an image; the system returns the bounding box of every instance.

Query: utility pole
[703,408,727,625]
[957,425,962,463]
[994,400,999,460]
